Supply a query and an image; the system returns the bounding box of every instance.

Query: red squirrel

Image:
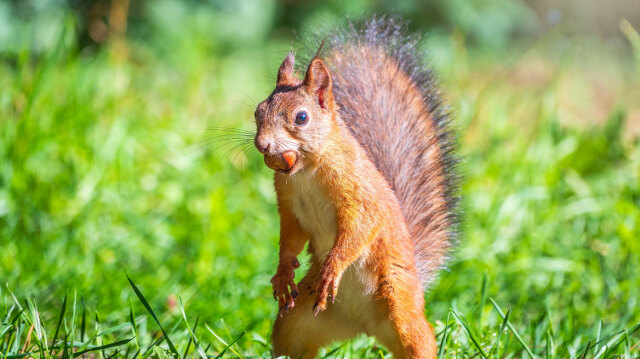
[253,17,458,359]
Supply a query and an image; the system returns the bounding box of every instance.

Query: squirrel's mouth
[264,150,298,174]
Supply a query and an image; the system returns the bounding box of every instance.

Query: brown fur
[253,18,457,359]
[329,45,452,285]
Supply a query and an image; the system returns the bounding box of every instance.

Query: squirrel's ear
[277,53,296,86]
[303,58,333,110]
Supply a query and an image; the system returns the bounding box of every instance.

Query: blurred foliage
[1,0,640,357]
[0,0,542,56]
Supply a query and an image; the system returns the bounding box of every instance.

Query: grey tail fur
[301,16,460,288]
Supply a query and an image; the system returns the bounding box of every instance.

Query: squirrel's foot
[271,257,300,315]
[313,263,342,316]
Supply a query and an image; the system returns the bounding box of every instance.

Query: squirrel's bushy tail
[309,16,459,288]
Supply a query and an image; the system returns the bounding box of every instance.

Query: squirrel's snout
[255,137,272,154]
[256,134,300,173]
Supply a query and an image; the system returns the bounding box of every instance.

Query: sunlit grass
[1,14,639,358]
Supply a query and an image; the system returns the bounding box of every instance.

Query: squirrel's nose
[255,137,271,154]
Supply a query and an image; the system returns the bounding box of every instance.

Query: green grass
[1,10,640,359]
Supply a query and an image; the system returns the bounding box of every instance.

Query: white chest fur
[289,170,337,259]
[288,172,381,331]
[288,170,381,329]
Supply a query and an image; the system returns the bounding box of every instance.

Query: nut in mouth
[264,150,298,173]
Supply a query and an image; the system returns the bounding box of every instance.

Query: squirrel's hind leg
[271,266,359,358]
[372,274,438,359]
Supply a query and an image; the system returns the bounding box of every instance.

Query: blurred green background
[1,0,639,357]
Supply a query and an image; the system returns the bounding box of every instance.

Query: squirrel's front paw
[271,257,300,315]
[313,263,342,316]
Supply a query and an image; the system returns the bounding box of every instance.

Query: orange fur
[254,49,440,358]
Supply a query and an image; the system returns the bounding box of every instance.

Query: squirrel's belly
[290,171,337,259]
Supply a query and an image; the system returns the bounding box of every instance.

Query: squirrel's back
[307,17,459,287]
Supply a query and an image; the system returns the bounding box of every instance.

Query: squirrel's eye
[294,111,309,126]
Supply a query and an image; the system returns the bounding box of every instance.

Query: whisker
[201,126,255,134]
[190,134,253,146]
[243,142,256,151]
[231,142,256,165]
[185,137,253,156]
[186,138,251,153]
[240,100,259,113]
[232,89,261,109]
[176,126,255,136]
[241,143,257,156]
[185,140,226,156]
[221,141,252,160]
[277,138,301,149]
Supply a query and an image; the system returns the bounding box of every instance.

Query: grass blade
[489,298,536,358]
[126,273,180,358]
[451,309,488,359]
[479,272,488,326]
[6,353,35,359]
[69,291,77,350]
[593,322,640,358]
[28,300,48,356]
[205,323,244,358]
[5,287,23,312]
[623,329,631,359]
[182,315,199,359]
[579,340,592,359]
[129,298,141,354]
[80,297,86,343]
[72,337,134,358]
[140,335,167,359]
[61,332,70,359]
[50,292,67,357]
[545,330,554,359]
[321,345,344,358]
[0,308,25,340]
[96,323,131,337]
[594,320,603,355]
[177,298,205,359]
[140,317,182,359]
[438,311,452,359]
[487,307,510,358]
[214,331,245,359]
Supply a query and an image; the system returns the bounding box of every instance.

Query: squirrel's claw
[271,261,299,314]
[277,295,295,316]
[313,264,341,315]
[312,301,324,316]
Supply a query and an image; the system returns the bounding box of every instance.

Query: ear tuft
[277,53,296,86]
[303,58,333,110]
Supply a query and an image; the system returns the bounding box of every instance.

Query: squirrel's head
[254,53,336,175]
